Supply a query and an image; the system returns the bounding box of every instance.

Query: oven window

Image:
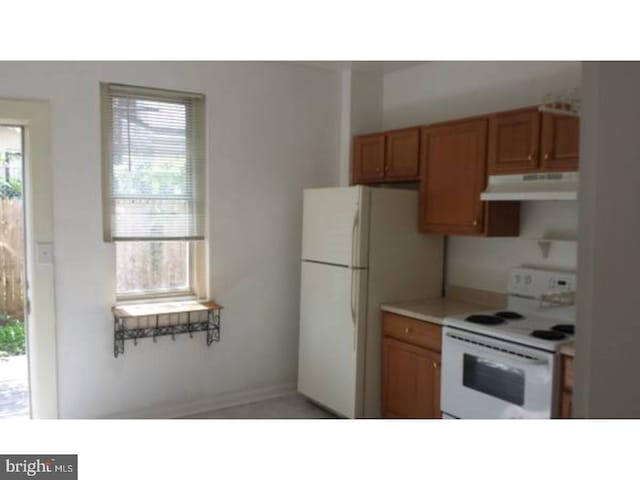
[463,354,525,406]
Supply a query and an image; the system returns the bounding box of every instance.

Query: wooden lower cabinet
[560,391,573,419]
[559,354,574,418]
[382,313,442,419]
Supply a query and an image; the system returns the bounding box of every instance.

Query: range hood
[480,172,579,201]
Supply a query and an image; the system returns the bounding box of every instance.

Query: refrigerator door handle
[351,208,359,268]
[350,268,356,324]
[350,208,359,351]
[350,268,356,351]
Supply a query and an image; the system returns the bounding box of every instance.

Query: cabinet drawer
[562,355,574,391]
[383,312,442,352]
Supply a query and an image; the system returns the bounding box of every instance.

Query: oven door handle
[444,332,549,367]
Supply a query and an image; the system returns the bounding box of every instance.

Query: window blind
[101,83,205,241]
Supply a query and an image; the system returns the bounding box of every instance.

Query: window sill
[115,293,198,307]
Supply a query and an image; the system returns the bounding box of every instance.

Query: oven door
[441,327,557,419]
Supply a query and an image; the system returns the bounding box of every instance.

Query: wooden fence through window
[0,198,24,322]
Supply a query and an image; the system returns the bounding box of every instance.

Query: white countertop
[560,343,575,357]
[380,297,491,326]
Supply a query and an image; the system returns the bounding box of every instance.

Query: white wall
[337,69,384,186]
[0,62,341,418]
[350,70,383,135]
[383,62,582,292]
[574,62,640,418]
[337,70,352,187]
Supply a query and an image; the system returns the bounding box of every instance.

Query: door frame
[0,98,58,419]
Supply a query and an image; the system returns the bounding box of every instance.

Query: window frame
[100,82,208,303]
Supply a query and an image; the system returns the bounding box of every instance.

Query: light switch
[37,242,54,265]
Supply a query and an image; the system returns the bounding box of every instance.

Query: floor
[0,360,334,420]
[183,393,337,419]
[0,355,29,419]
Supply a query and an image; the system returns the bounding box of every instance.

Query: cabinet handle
[433,361,438,369]
[404,327,412,334]
[544,153,550,160]
[375,167,380,173]
[528,154,533,161]
[472,219,478,226]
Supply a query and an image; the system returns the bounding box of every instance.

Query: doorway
[0,124,28,418]
[0,99,57,419]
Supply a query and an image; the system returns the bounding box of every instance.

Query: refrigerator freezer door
[297,261,367,418]
[301,186,369,268]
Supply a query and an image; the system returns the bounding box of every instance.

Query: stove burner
[551,324,575,335]
[531,330,567,341]
[494,311,524,320]
[465,315,505,325]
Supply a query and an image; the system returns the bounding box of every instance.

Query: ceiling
[292,61,427,74]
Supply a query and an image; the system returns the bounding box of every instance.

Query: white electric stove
[440,267,576,419]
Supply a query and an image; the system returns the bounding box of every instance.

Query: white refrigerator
[297,186,443,418]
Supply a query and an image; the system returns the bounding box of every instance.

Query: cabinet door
[420,120,488,235]
[488,108,540,174]
[558,354,574,419]
[385,128,420,180]
[560,391,573,419]
[382,337,440,419]
[541,113,579,171]
[352,134,385,184]
[433,356,441,418]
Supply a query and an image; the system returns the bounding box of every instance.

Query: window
[101,83,206,300]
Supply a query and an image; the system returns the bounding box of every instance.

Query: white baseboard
[104,382,297,419]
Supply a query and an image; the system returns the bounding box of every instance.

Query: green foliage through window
[0,178,22,199]
[0,317,25,356]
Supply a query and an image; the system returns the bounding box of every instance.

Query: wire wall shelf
[112,301,222,358]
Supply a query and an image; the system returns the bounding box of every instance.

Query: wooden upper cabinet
[385,128,420,180]
[489,107,579,175]
[541,112,579,171]
[352,133,385,184]
[352,127,421,184]
[488,108,541,174]
[420,119,488,235]
[420,119,520,237]
[353,106,579,185]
